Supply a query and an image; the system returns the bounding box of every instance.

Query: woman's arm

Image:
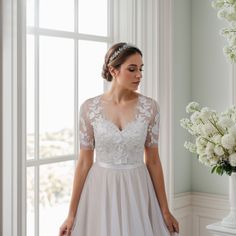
[67,149,94,218]
[59,149,94,236]
[144,146,179,233]
[144,146,169,214]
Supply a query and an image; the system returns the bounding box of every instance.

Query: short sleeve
[145,99,160,148]
[79,101,95,150]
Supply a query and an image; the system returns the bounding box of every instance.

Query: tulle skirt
[71,161,176,236]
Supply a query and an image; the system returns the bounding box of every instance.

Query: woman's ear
[108,66,119,78]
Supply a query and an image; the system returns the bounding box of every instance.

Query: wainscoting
[173,192,229,236]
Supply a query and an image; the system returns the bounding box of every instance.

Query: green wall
[173,0,231,195]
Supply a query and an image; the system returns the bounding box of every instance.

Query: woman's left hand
[163,211,179,234]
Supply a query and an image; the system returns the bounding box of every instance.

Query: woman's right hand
[59,216,75,236]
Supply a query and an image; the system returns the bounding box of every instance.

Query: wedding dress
[71,93,176,236]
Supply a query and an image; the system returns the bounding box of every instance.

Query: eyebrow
[127,64,144,67]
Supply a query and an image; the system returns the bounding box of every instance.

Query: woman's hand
[59,216,75,236]
[163,211,179,234]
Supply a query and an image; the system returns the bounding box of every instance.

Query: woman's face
[112,53,144,91]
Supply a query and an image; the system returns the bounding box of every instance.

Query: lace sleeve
[145,99,160,148]
[79,100,95,150]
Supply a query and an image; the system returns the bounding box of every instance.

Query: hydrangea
[180,101,236,176]
[221,134,235,149]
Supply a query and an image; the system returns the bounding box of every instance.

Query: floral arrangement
[180,102,236,176]
[211,0,236,62]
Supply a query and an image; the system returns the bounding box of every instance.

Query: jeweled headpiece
[108,43,132,63]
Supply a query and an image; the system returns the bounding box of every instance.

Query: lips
[132,81,140,84]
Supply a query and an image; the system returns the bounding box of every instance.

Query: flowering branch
[211,0,236,62]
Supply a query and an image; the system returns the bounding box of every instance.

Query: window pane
[39,0,74,31]
[39,36,74,158]
[27,167,35,236]
[39,161,74,236]
[27,35,35,160]
[78,40,107,105]
[27,0,34,26]
[78,0,108,36]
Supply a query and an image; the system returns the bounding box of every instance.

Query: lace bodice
[79,93,160,164]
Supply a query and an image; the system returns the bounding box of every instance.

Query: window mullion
[34,0,39,234]
[26,155,76,167]
[74,0,79,162]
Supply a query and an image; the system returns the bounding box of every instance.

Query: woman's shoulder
[80,94,101,108]
[139,93,160,111]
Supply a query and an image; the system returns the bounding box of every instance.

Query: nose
[136,70,142,79]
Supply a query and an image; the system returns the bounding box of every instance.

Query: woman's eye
[128,68,135,72]
[128,68,143,72]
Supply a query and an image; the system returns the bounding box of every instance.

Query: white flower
[214,144,225,156]
[206,142,215,155]
[228,105,236,114]
[180,118,191,129]
[221,134,235,149]
[181,99,236,175]
[186,102,200,114]
[229,125,236,138]
[217,8,228,20]
[196,136,207,146]
[199,107,215,122]
[184,141,197,153]
[229,153,236,166]
[194,124,204,135]
[228,148,235,155]
[230,113,236,122]
[218,117,234,129]
[201,123,216,136]
[223,45,236,63]
[209,156,219,165]
[199,154,211,166]
[211,0,236,62]
[190,111,201,124]
[212,0,225,9]
[197,146,206,155]
[212,134,222,144]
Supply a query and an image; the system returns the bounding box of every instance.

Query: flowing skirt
[71,161,175,236]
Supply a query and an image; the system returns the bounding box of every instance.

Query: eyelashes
[128,68,144,72]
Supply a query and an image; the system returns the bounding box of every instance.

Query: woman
[59,42,179,236]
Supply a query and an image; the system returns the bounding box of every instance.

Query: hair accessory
[109,43,132,63]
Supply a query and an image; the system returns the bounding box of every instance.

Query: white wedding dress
[71,93,175,236]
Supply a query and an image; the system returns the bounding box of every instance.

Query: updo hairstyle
[101,42,143,82]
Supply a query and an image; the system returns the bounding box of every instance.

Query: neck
[104,83,137,104]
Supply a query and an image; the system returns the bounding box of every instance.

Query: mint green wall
[173,0,231,195]
[173,0,192,193]
[191,0,230,195]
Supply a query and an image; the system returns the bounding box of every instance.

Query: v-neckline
[98,93,141,132]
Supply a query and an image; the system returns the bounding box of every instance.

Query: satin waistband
[94,161,145,169]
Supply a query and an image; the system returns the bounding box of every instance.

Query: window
[2,1,172,235]
[26,0,109,234]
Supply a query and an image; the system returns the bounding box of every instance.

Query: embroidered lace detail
[79,94,160,164]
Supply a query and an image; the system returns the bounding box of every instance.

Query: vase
[221,172,236,228]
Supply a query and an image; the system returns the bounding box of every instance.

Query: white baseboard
[173,192,229,236]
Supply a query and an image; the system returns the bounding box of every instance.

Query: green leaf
[211,165,217,174]
[216,166,224,176]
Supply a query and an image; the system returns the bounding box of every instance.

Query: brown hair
[101,42,143,82]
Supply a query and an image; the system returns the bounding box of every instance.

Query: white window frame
[1,0,174,234]
[26,1,112,236]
